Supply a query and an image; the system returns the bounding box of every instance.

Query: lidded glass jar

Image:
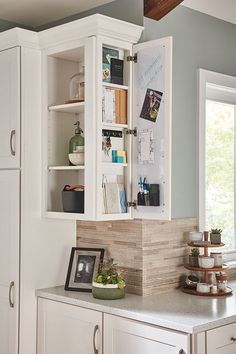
[69,121,84,154]
[69,66,85,102]
[216,272,228,291]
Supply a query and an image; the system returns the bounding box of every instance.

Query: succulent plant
[190,248,200,257]
[210,228,222,234]
[94,259,126,289]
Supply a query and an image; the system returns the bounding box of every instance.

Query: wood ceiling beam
[144,0,184,20]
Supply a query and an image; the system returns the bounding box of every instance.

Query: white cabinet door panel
[0,170,20,354]
[0,47,20,169]
[37,298,102,354]
[104,314,190,354]
[207,322,236,354]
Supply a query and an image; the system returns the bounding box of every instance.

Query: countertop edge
[36,287,236,334]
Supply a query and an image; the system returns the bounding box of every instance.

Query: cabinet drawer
[104,314,190,354]
[207,322,236,353]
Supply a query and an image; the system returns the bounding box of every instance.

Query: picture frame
[65,247,105,292]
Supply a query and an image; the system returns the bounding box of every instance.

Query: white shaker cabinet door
[0,170,20,354]
[104,314,190,354]
[37,298,102,354]
[0,47,20,169]
[207,322,236,354]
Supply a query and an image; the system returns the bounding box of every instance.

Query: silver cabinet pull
[93,325,99,354]
[9,281,14,308]
[10,130,16,156]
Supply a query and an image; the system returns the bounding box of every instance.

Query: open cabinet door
[132,37,172,220]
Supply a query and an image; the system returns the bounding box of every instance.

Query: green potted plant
[92,259,126,300]
[189,248,200,267]
[210,228,222,244]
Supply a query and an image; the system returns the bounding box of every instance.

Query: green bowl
[92,283,125,300]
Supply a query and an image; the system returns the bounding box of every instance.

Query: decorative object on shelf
[185,274,199,289]
[110,58,124,85]
[69,121,84,165]
[183,231,232,297]
[210,252,223,267]
[92,258,126,300]
[203,230,209,241]
[196,283,211,293]
[65,247,105,292]
[198,256,215,269]
[216,272,228,291]
[66,66,85,103]
[210,228,222,244]
[102,130,123,163]
[62,184,84,213]
[102,47,119,83]
[188,231,203,242]
[189,248,200,267]
[112,150,127,163]
[102,87,127,125]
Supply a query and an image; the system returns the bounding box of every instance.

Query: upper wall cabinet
[40,15,172,221]
[0,47,20,169]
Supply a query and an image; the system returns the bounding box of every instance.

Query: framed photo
[65,247,105,292]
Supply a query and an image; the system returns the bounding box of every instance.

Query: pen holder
[149,184,160,206]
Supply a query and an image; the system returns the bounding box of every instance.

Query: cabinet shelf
[102,162,128,168]
[45,212,87,220]
[102,82,129,90]
[102,122,128,129]
[188,242,225,248]
[184,264,228,272]
[48,166,85,171]
[48,102,85,114]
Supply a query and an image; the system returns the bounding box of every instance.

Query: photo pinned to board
[140,88,163,123]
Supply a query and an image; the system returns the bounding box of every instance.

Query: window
[199,70,236,254]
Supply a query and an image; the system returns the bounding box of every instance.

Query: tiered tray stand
[182,242,233,297]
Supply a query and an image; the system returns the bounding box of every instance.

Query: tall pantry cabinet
[0,29,75,354]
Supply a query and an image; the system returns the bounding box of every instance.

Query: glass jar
[69,67,85,102]
[216,272,228,291]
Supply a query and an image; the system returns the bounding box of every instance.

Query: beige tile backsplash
[76,218,198,296]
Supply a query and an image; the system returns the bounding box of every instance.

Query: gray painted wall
[36,0,143,30]
[0,18,27,32]
[143,6,236,218]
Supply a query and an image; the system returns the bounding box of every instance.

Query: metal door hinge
[125,128,137,136]
[127,54,137,63]
[127,201,137,208]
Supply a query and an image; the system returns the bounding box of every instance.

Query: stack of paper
[102,175,127,214]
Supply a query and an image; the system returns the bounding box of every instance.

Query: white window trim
[198,69,236,261]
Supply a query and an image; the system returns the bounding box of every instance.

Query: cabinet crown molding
[38,14,143,49]
[0,28,39,51]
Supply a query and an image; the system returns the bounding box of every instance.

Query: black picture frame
[65,247,105,292]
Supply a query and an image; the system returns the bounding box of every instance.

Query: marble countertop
[36,281,236,334]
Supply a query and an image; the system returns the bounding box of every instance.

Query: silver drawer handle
[9,281,14,308]
[10,130,16,156]
[93,325,99,354]
[231,336,236,342]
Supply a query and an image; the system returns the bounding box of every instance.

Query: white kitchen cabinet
[41,15,172,222]
[207,322,236,354]
[0,170,20,354]
[0,47,20,169]
[104,314,190,354]
[37,298,102,354]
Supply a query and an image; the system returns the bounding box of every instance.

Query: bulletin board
[132,37,172,220]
